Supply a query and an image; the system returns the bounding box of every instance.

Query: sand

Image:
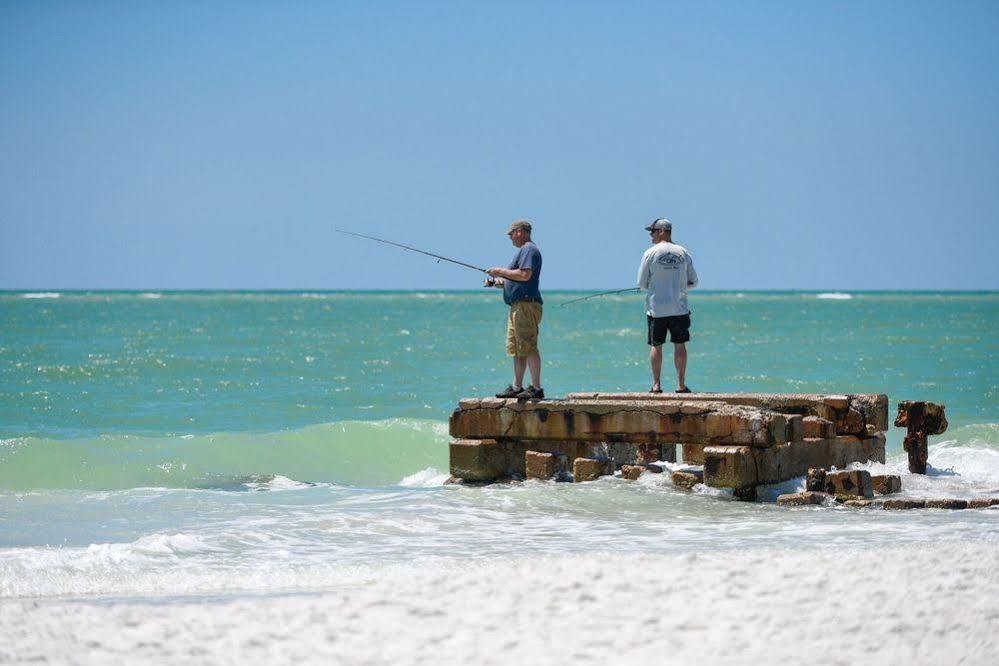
[3,542,998,665]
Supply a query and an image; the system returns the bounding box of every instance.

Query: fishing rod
[560,287,642,306]
[335,228,489,274]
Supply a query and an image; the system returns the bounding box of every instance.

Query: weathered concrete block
[835,408,866,436]
[902,432,928,475]
[671,470,704,490]
[450,439,506,482]
[823,395,850,410]
[802,416,835,439]
[703,446,757,489]
[752,438,832,486]
[776,491,828,506]
[824,470,873,498]
[682,442,706,464]
[842,499,876,508]
[806,468,827,492]
[636,443,665,465]
[525,450,568,481]
[573,457,613,482]
[620,464,645,480]
[871,474,902,495]
[968,498,999,508]
[828,433,886,467]
[925,499,968,510]
[883,499,927,510]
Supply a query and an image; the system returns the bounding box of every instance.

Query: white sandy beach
[4,541,997,665]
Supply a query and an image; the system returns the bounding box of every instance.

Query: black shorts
[647,313,691,346]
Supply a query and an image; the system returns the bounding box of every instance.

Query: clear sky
[2,1,997,290]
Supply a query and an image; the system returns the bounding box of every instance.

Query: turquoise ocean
[1,290,997,599]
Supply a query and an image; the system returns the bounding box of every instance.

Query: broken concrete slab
[968,498,999,508]
[776,491,828,506]
[573,457,614,482]
[620,464,645,481]
[450,439,506,482]
[883,499,927,510]
[564,392,889,434]
[806,468,827,492]
[872,474,902,495]
[671,470,704,490]
[525,450,568,481]
[703,446,757,489]
[451,399,794,446]
[824,470,874,499]
[925,499,968,510]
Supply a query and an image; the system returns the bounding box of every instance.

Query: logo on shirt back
[656,252,685,268]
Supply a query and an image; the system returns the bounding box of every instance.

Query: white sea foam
[22,292,60,299]
[243,475,315,491]
[815,292,852,299]
[140,292,162,299]
[398,467,449,487]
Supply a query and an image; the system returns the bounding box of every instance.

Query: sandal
[676,387,692,393]
[649,386,663,394]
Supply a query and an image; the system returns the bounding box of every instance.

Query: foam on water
[815,292,852,299]
[21,292,61,299]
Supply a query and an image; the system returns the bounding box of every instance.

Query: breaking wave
[815,292,852,300]
[0,419,449,491]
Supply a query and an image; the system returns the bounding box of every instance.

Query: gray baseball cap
[644,218,672,232]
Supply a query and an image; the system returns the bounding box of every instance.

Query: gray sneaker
[515,386,545,400]
[495,385,522,398]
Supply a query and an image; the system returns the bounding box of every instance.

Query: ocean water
[1,290,997,599]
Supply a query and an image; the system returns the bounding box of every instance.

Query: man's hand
[487,267,505,278]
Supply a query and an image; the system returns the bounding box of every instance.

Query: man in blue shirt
[486,220,544,399]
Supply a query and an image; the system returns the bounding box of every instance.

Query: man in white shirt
[636,218,698,393]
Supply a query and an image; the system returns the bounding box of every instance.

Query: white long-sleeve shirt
[636,241,698,317]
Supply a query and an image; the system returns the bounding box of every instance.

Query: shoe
[649,386,663,394]
[516,386,545,400]
[676,387,692,393]
[495,385,522,398]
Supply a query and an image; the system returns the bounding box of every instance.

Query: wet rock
[871,474,902,495]
[525,450,568,481]
[645,463,665,474]
[925,499,968,510]
[620,464,645,481]
[703,446,758,488]
[842,499,876,508]
[573,457,614,482]
[903,432,929,476]
[835,408,866,436]
[449,439,507,482]
[635,443,664,465]
[776,491,828,506]
[883,499,927,510]
[806,468,827,492]
[967,498,999,509]
[444,476,463,485]
[823,470,873,498]
[671,470,704,490]
[733,486,758,502]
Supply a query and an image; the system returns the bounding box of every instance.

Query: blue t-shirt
[503,242,543,305]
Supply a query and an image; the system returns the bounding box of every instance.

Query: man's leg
[513,355,527,389]
[526,350,542,388]
[649,344,663,392]
[674,343,687,391]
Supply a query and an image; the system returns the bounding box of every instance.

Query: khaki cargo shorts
[506,301,543,356]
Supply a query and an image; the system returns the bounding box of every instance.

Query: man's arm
[686,253,699,288]
[637,250,652,290]
[486,267,532,282]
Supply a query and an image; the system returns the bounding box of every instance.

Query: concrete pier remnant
[894,401,948,474]
[449,393,889,496]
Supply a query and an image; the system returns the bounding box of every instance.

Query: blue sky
[1,1,997,290]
